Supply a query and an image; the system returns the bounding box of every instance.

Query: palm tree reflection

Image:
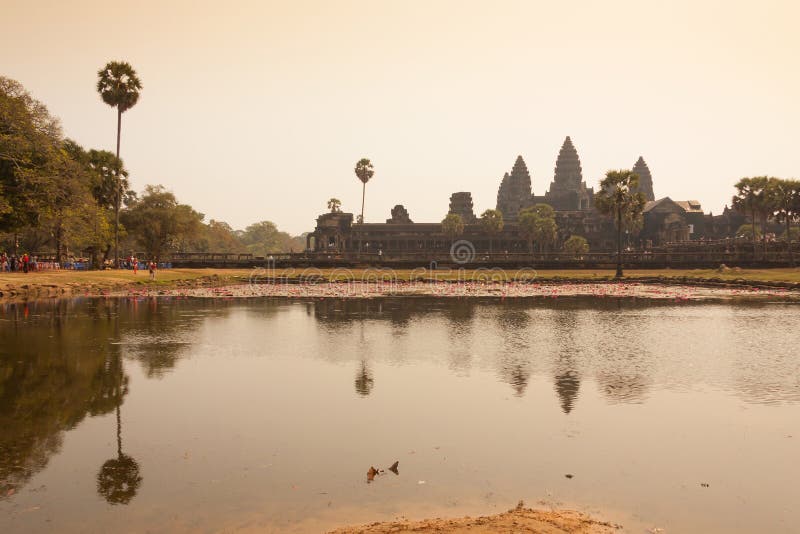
[96,357,141,505]
[354,360,374,396]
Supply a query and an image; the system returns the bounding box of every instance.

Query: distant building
[307,137,743,254]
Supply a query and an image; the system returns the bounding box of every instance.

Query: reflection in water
[552,310,581,413]
[354,361,374,396]
[496,305,531,396]
[1,296,799,534]
[0,300,128,498]
[97,404,141,505]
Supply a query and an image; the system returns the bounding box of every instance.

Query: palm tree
[354,158,374,223]
[733,177,771,258]
[594,170,646,278]
[479,209,504,253]
[771,178,800,267]
[97,61,142,267]
[327,198,342,213]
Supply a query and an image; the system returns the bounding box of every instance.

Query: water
[1,297,798,533]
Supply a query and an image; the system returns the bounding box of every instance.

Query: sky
[2,0,799,235]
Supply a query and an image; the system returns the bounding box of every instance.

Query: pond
[1,297,799,533]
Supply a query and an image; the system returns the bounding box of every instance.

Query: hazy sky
[2,0,798,234]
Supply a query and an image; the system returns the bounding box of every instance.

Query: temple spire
[551,136,583,192]
[496,155,533,221]
[631,156,655,201]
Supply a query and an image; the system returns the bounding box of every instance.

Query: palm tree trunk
[752,206,757,260]
[114,106,122,269]
[616,207,623,278]
[787,217,795,267]
[762,212,768,260]
[361,182,366,223]
[116,403,122,458]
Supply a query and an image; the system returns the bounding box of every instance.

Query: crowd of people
[1,252,164,278]
[1,252,45,272]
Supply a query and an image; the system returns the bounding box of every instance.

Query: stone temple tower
[631,156,655,201]
[448,192,477,223]
[496,155,533,221]
[541,136,594,211]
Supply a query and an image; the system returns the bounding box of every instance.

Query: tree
[479,209,504,253]
[97,61,142,266]
[735,223,761,239]
[191,220,244,253]
[0,76,63,248]
[770,178,800,266]
[518,204,557,254]
[327,198,342,213]
[121,185,203,259]
[563,235,589,257]
[354,158,374,223]
[595,170,646,278]
[441,213,465,243]
[733,177,771,258]
[63,141,131,264]
[238,220,304,255]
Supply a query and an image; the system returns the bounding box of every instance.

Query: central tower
[542,136,594,211]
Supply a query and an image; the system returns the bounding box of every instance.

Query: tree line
[0,72,305,266]
[732,176,800,263]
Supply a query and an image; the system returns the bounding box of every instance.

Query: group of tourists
[124,256,159,280]
[1,252,38,273]
[2,251,161,278]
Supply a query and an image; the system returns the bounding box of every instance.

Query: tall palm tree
[595,170,646,278]
[354,158,374,223]
[97,61,142,267]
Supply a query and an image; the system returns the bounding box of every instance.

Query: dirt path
[328,505,620,533]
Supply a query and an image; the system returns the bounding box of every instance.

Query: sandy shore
[328,504,620,533]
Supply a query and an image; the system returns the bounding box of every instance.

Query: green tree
[735,223,761,239]
[354,158,374,223]
[563,235,589,257]
[121,185,203,259]
[97,61,142,266]
[479,209,504,253]
[733,177,772,258]
[0,76,63,249]
[518,204,557,254]
[63,141,131,265]
[327,198,342,213]
[191,220,244,253]
[239,220,303,255]
[441,213,465,244]
[595,170,646,278]
[770,178,800,266]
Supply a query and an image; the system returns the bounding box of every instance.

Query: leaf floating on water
[701,482,710,488]
[388,461,399,475]
[565,474,574,479]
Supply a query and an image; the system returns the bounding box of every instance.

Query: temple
[307,136,745,255]
[631,156,655,201]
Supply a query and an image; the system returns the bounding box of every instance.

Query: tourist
[133,257,138,275]
[21,252,29,273]
[149,261,156,280]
